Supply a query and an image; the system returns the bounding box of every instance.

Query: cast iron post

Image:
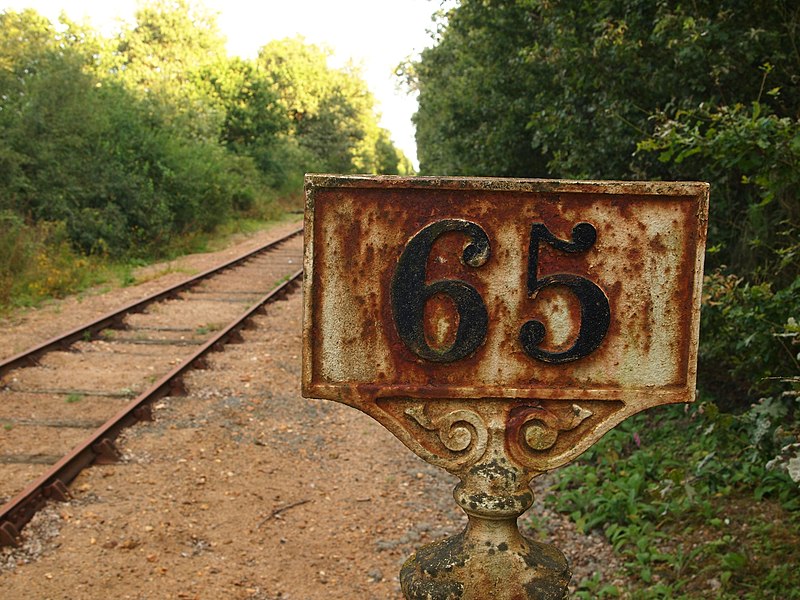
[302,175,709,599]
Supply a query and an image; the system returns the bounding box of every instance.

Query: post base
[400,523,570,600]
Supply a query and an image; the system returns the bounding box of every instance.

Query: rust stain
[424,293,460,353]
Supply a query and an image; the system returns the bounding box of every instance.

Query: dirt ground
[0,221,624,599]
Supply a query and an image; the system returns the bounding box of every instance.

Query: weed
[273,273,293,288]
[0,214,100,311]
[542,402,800,597]
[66,393,82,404]
[119,267,137,287]
[0,216,297,315]
[573,573,621,599]
[195,322,222,335]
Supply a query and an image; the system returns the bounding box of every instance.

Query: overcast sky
[3,0,448,166]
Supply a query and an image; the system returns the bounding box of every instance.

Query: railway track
[0,225,304,547]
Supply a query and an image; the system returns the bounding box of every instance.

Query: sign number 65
[390,219,611,365]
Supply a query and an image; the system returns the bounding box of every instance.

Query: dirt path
[0,222,625,598]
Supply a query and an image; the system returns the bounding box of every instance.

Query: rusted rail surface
[0,228,303,547]
[0,225,303,378]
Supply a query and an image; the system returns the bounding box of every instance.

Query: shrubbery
[0,212,93,306]
[550,403,800,598]
[0,2,411,309]
[700,271,800,403]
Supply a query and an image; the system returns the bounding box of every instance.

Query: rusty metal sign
[302,174,708,599]
[303,175,707,470]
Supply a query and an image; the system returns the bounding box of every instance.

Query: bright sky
[3,0,446,167]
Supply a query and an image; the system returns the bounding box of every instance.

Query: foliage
[407,1,548,176]
[699,270,800,404]
[206,56,287,152]
[412,1,800,181]
[638,100,800,282]
[545,403,800,598]
[258,37,412,180]
[0,2,410,308]
[412,0,800,401]
[0,211,94,307]
[113,0,229,140]
[0,26,254,257]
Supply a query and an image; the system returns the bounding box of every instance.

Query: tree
[258,37,412,176]
[206,57,288,152]
[0,7,269,257]
[0,2,408,268]
[0,11,170,253]
[410,1,548,176]
[411,0,800,406]
[113,0,229,140]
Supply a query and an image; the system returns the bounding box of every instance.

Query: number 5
[520,223,610,364]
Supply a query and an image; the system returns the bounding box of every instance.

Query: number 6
[391,220,490,362]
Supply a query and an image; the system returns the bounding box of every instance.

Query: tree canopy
[410,0,800,431]
[258,37,411,177]
[0,1,411,264]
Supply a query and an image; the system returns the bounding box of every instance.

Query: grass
[0,209,301,317]
[0,215,106,312]
[195,322,223,335]
[542,401,800,599]
[144,199,302,260]
[273,273,294,288]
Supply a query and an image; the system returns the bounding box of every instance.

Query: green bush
[699,271,800,406]
[0,212,92,308]
[639,102,800,283]
[546,402,800,597]
[0,6,400,277]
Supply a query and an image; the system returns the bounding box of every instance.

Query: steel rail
[0,269,303,547]
[0,224,303,379]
